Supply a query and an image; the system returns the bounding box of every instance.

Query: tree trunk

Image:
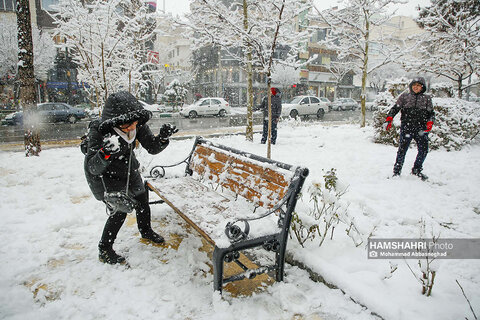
[17,0,41,156]
[457,78,463,99]
[267,80,272,159]
[360,13,370,128]
[243,0,254,142]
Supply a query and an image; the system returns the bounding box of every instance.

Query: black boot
[98,210,127,264]
[135,191,164,244]
[141,230,165,244]
[411,168,428,181]
[99,246,126,264]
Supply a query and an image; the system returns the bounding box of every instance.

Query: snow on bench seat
[147,176,283,248]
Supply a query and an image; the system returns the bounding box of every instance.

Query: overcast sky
[160,0,432,18]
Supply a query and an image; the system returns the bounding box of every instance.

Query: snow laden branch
[185,0,313,147]
[315,0,412,127]
[51,0,157,107]
[0,16,55,82]
[403,0,480,99]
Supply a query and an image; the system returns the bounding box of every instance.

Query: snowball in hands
[103,135,120,155]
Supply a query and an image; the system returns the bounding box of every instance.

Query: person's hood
[99,91,152,134]
[409,77,427,94]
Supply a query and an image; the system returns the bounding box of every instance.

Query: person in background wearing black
[259,87,282,145]
[384,77,435,180]
[84,91,178,264]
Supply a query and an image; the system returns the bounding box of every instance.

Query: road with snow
[0,110,373,144]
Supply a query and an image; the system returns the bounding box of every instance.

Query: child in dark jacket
[384,77,435,180]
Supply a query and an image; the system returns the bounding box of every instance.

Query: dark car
[3,103,87,125]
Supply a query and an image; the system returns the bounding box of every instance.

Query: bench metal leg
[212,247,226,292]
[275,237,287,282]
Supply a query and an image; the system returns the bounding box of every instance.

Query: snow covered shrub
[428,98,480,151]
[372,91,400,146]
[165,79,188,110]
[372,78,410,146]
[373,96,480,151]
[430,82,454,98]
[291,169,363,248]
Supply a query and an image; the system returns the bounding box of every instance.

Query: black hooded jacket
[259,89,282,119]
[84,91,168,201]
[387,77,435,131]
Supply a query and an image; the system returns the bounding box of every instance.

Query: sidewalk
[0,125,264,152]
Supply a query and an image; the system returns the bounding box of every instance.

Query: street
[0,110,373,144]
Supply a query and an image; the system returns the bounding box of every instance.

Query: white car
[139,100,163,113]
[180,98,230,118]
[331,98,359,111]
[281,95,329,119]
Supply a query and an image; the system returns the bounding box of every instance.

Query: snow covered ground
[1,121,479,320]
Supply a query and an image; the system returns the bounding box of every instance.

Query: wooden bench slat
[191,145,293,207]
[193,145,291,187]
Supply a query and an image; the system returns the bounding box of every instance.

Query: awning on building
[308,72,336,83]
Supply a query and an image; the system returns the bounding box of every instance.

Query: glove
[101,135,120,159]
[383,116,393,131]
[159,123,178,140]
[425,121,433,132]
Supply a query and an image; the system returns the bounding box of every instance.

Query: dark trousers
[261,118,278,144]
[393,128,429,174]
[99,191,152,250]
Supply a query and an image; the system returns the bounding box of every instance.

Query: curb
[0,128,263,152]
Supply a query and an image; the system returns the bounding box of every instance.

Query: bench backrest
[188,138,300,209]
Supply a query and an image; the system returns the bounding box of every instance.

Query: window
[310,97,320,104]
[301,98,309,105]
[41,0,59,11]
[39,104,55,111]
[212,99,221,105]
[1,0,15,11]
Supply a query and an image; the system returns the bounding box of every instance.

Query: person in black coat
[259,87,282,144]
[384,77,435,180]
[84,91,177,264]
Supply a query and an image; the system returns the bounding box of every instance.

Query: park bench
[146,137,309,292]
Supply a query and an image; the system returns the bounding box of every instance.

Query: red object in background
[147,51,159,64]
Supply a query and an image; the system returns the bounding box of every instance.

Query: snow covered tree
[271,64,300,97]
[16,0,41,156]
[0,16,18,82]
[405,0,480,99]
[318,0,409,127]
[164,79,188,110]
[0,16,55,95]
[51,0,156,108]
[186,0,312,155]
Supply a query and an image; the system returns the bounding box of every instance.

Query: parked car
[139,100,163,113]
[331,98,359,111]
[180,98,230,118]
[3,103,87,125]
[281,95,329,119]
[2,112,22,125]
